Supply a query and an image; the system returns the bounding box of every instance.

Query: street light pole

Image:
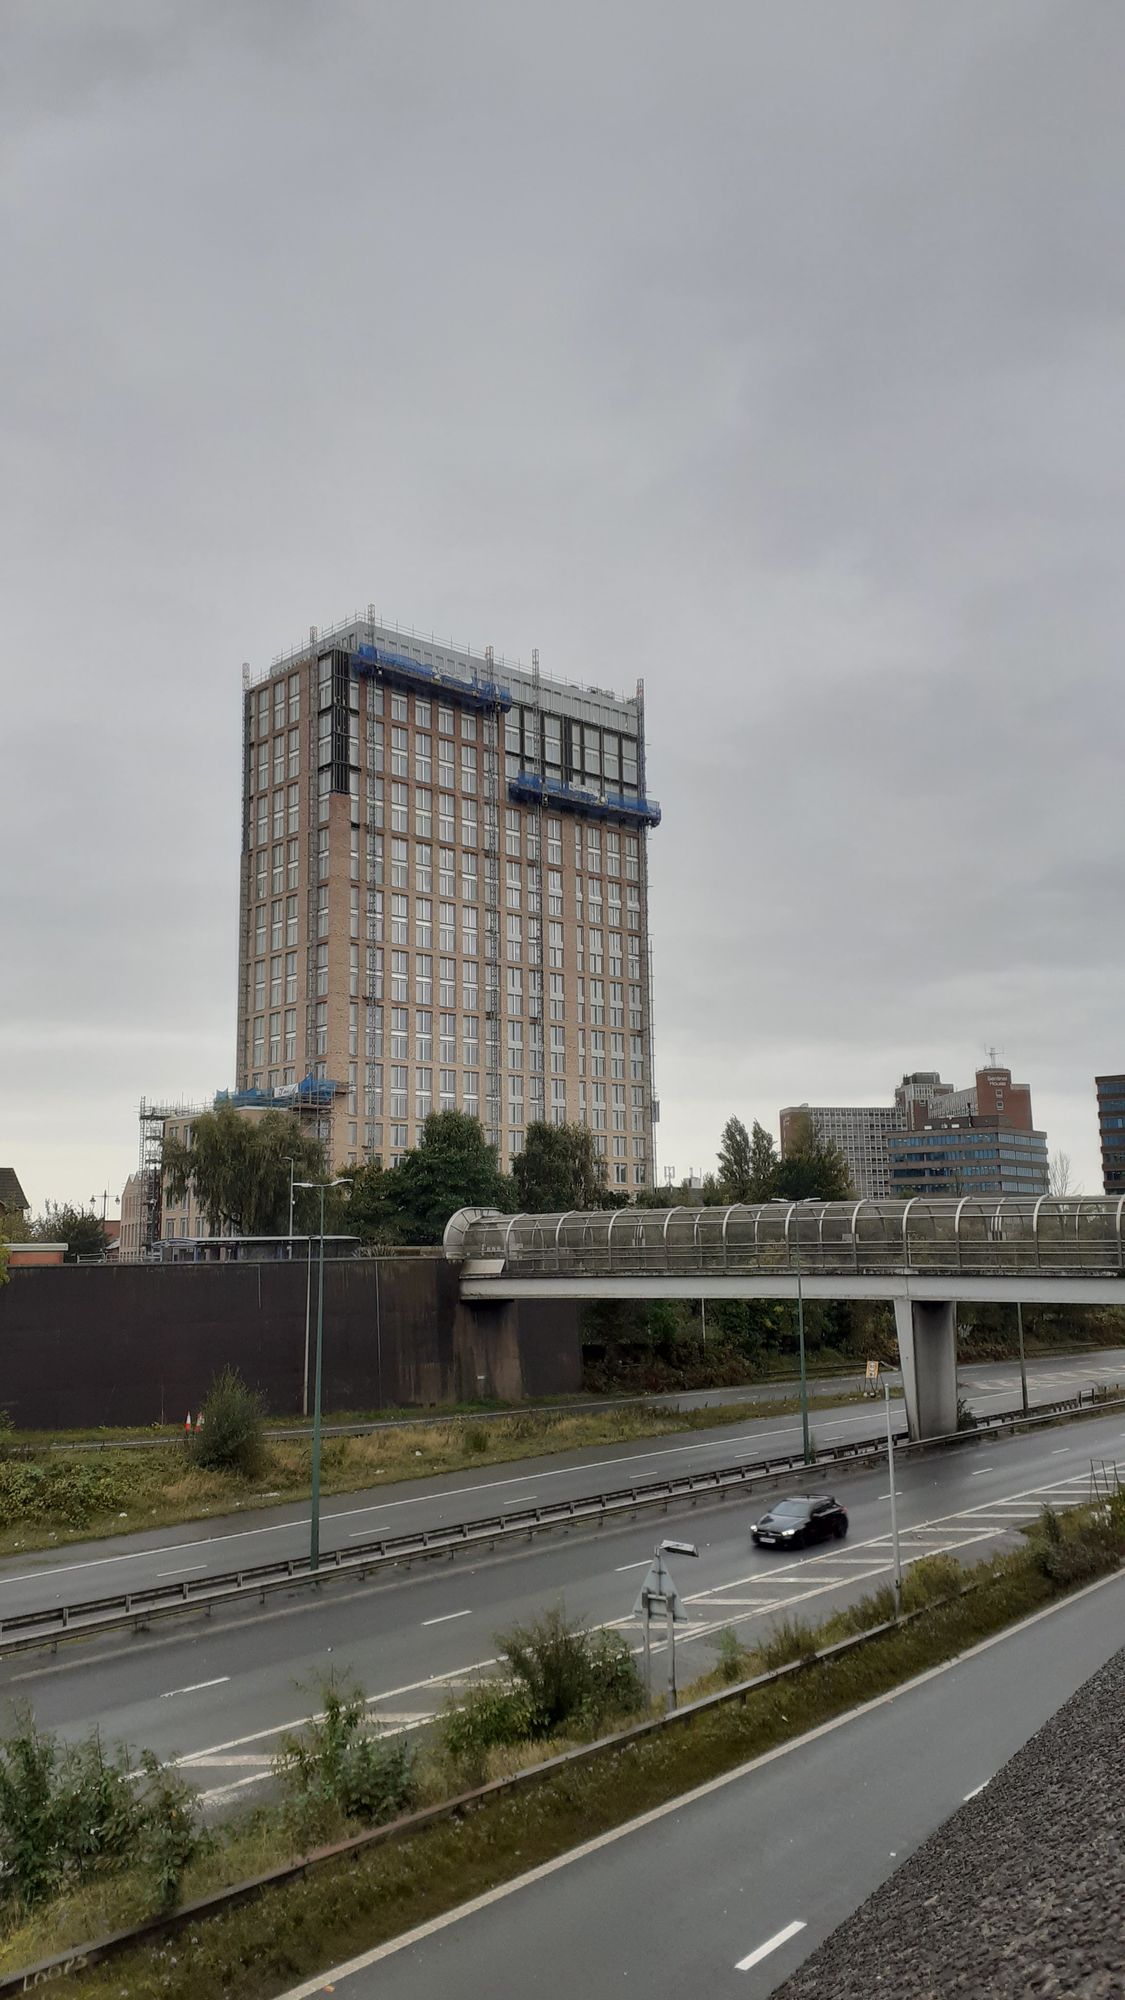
[793,1206,810,1464]
[292,1177,344,1572]
[285,1160,296,1256]
[311,1183,327,1571]
[884,1375,903,1614]
[1016,1301,1029,1416]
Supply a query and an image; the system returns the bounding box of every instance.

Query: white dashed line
[736,1919,807,1971]
[161,1676,230,1699]
[421,1610,472,1627]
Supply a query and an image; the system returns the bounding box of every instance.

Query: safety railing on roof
[445,1197,1125,1278]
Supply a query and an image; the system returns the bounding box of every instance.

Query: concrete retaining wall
[0,1260,582,1427]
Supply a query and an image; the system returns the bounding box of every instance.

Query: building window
[463,1015,480,1067]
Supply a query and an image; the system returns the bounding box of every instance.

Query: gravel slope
[773,1640,1125,1999]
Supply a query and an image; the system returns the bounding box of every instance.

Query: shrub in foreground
[0,1717,203,1915]
[442,1607,644,1780]
[190,1368,266,1479]
[276,1680,416,1846]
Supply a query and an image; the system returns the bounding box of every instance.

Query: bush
[462,1425,491,1457]
[191,1367,266,1479]
[499,1607,643,1739]
[715,1628,749,1685]
[276,1679,416,1846]
[441,1609,645,1777]
[754,1617,817,1672]
[956,1395,978,1433]
[1026,1503,1111,1587]
[135,1753,205,1911]
[440,1682,534,1782]
[581,1628,645,1728]
[901,1554,963,1611]
[0,1716,204,1914]
[0,1455,133,1529]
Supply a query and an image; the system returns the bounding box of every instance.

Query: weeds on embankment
[4,1492,1120,1998]
[0,1390,879,1557]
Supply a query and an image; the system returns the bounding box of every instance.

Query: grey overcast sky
[4,0,1123,1211]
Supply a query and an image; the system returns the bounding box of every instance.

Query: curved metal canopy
[445,1198,1125,1279]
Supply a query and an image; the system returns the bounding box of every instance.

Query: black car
[751,1494,848,1549]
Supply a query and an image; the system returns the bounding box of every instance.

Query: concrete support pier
[894,1296,958,1440]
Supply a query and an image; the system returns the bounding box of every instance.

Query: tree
[749,1121,780,1200]
[33,1204,107,1263]
[774,1113,852,1201]
[1049,1150,1079,1197]
[512,1122,606,1212]
[716,1116,753,1202]
[380,1112,510,1247]
[335,1160,391,1246]
[163,1105,328,1237]
[0,1242,8,1287]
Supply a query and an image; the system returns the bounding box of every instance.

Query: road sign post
[632,1540,698,1709]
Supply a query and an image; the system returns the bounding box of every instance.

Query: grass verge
[8,1498,1119,1998]
[0,1390,880,1560]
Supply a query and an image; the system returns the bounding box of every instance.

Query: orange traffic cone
[184,1413,193,1435]
[195,1411,205,1432]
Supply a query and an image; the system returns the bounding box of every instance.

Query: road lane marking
[161,1676,230,1699]
[0,1412,889,1587]
[157,1564,208,1578]
[170,1656,500,1768]
[422,1610,471,1627]
[156,1452,1124,1780]
[614,1560,652,1572]
[271,1571,1125,2000]
[970,1468,994,1476]
[736,1920,807,1971]
[1050,1447,1070,1454]
[963,1780,989,1800]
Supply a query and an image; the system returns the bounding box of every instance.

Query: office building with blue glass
[1097,1074,1125,1195]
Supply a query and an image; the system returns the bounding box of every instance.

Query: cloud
[2,0,1121,1205]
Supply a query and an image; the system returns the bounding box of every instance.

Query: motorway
[273,1568,1125,2000]
[0,1384,1122,1813]
[0,1350,1117,1627]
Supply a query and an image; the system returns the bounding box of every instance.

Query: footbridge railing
[444,1197,1125,1281]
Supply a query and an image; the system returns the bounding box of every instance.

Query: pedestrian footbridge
[444,1198,1125,1441]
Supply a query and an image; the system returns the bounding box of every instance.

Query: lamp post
[1016,1301,1029,1416]
[291,1177,345,1571]
[774,1199,812,1464]
[284,1159,296,1255]
[883,1373,903,1614]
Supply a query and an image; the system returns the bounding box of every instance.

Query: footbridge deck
[444,1198,1125,1438]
